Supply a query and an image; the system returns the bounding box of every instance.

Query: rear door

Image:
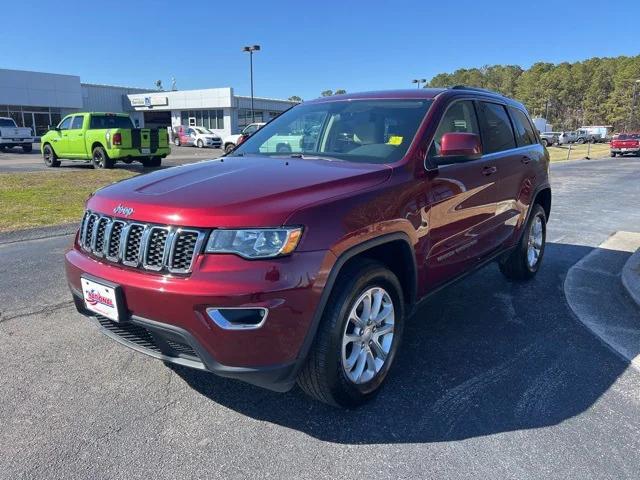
[474,101,527,249]
[424,99,500,289]
[67,115,87,157]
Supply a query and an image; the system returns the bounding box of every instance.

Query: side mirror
[436,132,482,165]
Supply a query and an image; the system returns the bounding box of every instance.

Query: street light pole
[411,79,427,89]
[242,45,261,123]
[629,79,640,131]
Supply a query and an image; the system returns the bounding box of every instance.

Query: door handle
[482,166,497,176]
[521,156,531,164]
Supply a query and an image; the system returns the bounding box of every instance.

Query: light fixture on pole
[411,79,427,89]
[242,45,261,123]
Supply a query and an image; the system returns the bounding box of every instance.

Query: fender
[291,232,417,372]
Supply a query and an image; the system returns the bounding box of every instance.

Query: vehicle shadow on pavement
[170,242,635,444]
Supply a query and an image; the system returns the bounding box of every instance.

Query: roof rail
[450,85,504,96]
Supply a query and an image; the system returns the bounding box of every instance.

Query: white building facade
[0,68,295,137]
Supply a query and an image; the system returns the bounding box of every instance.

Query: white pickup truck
[0,117,34,152]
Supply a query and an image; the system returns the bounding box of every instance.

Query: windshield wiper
[289,153,343,161]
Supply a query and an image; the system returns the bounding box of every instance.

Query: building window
[180,109,224,129]
[238,109,264,128]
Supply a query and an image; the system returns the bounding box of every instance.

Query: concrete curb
[0,223,77,245]
[564,231,640,371]
[622,248,640,308]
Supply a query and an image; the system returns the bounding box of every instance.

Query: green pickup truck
[40,112,170,169]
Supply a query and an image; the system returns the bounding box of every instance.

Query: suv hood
[87,156,392,228]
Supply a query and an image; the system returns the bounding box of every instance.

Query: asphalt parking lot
[1,157,640,479]
[0,143,223,173]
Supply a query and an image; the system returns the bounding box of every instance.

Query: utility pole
[629,79,640,131]
[242,45,261,123]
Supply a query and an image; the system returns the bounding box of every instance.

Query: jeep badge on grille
[113,204,134,217]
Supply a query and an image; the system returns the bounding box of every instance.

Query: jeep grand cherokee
[65,87,551,407]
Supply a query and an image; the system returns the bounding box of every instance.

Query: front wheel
[499,204,547,281]
[297,260,404,408]
[197,139,204,148]
[541,139,549,147]
[92,146,114,169]
[42,144,61,167]
[224,143,235,154]
[174,137,181,146]
[611,152,617,157]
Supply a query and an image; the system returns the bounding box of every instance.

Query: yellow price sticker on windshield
[387,135,403,145]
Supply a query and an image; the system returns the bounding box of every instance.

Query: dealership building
[0,68,296,137]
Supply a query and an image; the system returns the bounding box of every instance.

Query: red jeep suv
[65,87,551,407]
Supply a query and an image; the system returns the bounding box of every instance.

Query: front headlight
[205,227,303,259]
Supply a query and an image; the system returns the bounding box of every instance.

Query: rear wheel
[611,152,617,157]
[541,138,549,147]
[224,143,235,154]
[92,146,114,169]
[174,137,181,146]
[297,260,405,408]
[499,204,547,281]
[22,144,33,153]
[43,144,61,167]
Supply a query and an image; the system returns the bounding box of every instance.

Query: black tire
[22,144,33,153]
[197,139,204,148]
[224,143,235,154]
[142,156,162,168]
[576,137,586,144]
[499,204,547,281]
[541,139,549,147]
[92,146,114,169]
[611,152,617,157]
[174,137,181,146]
[297,260,405,408]
[43,144,61,167]
[0,145,7,152]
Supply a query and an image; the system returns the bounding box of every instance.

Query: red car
[66,87,551,407]
[610,133,640,157]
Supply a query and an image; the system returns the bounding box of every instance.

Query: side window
[476,102,516,154]
[70,116,84,130]
[509,107,536,147]
[58,116,72,130]
[429,100,480,157]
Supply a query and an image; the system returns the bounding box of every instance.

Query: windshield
[89,115,134,129]
[232,99,432,164]
[0,118,17,127]
[193,127,208,134]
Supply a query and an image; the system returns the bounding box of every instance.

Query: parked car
[65,87,551,407]
[171,125,196,147]
[610,133,640,157]
[575,128,601,144]
[174,126,222,148]
[538,131,558,147]
[0,117,34,153]
[557,131,578,145]
[40,113,170,168]
[222,122,266,153]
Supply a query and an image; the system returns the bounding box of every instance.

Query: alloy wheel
[527,214,544,269]
[341,286,395,384]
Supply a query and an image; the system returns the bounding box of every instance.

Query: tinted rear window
[89,115,133,129]
[0,118,17,127]
[509,107,537,147]
[476,102,516,154]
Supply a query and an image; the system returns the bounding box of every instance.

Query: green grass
[547,143,611,162]
[0,170,136,232]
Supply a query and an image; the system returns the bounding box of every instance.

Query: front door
[51,115,73,155]
[423,99,500,291]
[67,115,87,157]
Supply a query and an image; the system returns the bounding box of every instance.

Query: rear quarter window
[509,107,537,147]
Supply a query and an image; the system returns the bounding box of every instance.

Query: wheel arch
[42,141,57,155]
[534,186,552,221]
[294,232,417,370]
[91,141,105,153]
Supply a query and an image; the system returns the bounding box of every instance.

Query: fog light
[206,308,268,330]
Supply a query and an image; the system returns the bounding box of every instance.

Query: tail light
[237,134,248,146]
[112,132,122,146]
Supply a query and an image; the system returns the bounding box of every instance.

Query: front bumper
[65,243,331,391]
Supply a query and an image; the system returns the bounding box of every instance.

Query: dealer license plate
[81,277,121,322]
[141,148,150,154]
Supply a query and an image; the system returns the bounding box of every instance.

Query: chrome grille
[79,210,205,274]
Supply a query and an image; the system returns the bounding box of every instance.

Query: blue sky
[4,0,639,100]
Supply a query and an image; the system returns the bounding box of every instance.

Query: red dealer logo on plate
[85,289,115,308]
